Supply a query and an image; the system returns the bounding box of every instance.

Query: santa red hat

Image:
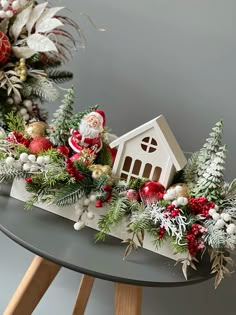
[89,110,106,128]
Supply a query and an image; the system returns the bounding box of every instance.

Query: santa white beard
[79,119,100,139]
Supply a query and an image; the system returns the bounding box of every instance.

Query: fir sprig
[96,193,129,241]
[47,70,73,84]
[5,112,25,133]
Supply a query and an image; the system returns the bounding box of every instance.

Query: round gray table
[0,194,212,315]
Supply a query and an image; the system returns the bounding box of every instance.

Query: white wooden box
[10,179,187,261]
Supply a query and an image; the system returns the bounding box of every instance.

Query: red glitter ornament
[29,137,53,154]
[0,32,11,65]
[139,181,166,204]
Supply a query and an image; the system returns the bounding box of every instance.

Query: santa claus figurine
[69,110,105,160]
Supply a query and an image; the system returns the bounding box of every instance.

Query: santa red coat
[68,129,103,154]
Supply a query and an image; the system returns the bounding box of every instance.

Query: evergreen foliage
[46,70,73,84]
[96,193,129,241]
[48,88,75,146]
[5,112,25,133]
[183,152,199,185]
[95,144,113,167]
[22,78,60,102]
[0,164,25,183]
[193,145,227,201]
[194,120,223,181]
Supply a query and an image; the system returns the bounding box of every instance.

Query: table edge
[0,222,212,288]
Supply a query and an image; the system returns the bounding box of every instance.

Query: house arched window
[141,137,158,153]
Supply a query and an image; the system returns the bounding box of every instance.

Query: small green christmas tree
[48,88,74,146]
[192,145,227,201]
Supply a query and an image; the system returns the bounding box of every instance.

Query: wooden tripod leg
[3,255,61,315]
[114,283,142,315]
[72,275,95,315]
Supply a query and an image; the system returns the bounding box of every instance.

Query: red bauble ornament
[0,32,11,65]
[126,189,139,201]
[139,181,166,204]
[29,137,53,154]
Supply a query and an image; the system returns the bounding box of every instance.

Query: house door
[120,156,162,181]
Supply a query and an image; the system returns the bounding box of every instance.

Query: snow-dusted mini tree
[48,87,74,146]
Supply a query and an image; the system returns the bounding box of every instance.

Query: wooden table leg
[114,283,142,315]
[3,255,61,315]
[72,275,95,315]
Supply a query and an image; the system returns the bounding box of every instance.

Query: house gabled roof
[110,115,187,171]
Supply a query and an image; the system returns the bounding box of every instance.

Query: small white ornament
[226,223,236,235]
[13,94,21,104]
[30,164,39,172]
[28,154,36,162]
[214,205,219,211]
[1,0,9,9]
[208,208,216,216]
[166,189,176,200]
[23,162,31,171]
[74,221,86,231]
[177,196,188,206]
[83,198,90,206]
[5,156,15,166]
[0,11,6,18]
[6,97,14,105]
[215,219,225,229]
[212,213,220,221]
[87,211,95,220]
[12,0,20,10]
[23,113,30,121]
[43,156,50,164]
[163,193,172,201]
[5,10,13,17]
[222,213,231,222]
[175,186,183,193]
[89,194,97,202]
[19,152,29,163]
[23,99,33,111]
[36,156,45,165]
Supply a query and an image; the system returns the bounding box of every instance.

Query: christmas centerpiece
[0,0,82,125]
[0,87,236,288]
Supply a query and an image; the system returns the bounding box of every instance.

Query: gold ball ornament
[25,121,48,138]
[89,164,112,179]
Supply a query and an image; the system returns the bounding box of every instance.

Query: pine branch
[22,78,60,102]
[54,182,86,207]
[5,112,25,133]
[183,151,199,184]
[96,194,129,241]
[0,164,25,183]
[46,70,73,83]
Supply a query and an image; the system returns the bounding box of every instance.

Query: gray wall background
[1,1,236,314]
[61,0,236,181]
